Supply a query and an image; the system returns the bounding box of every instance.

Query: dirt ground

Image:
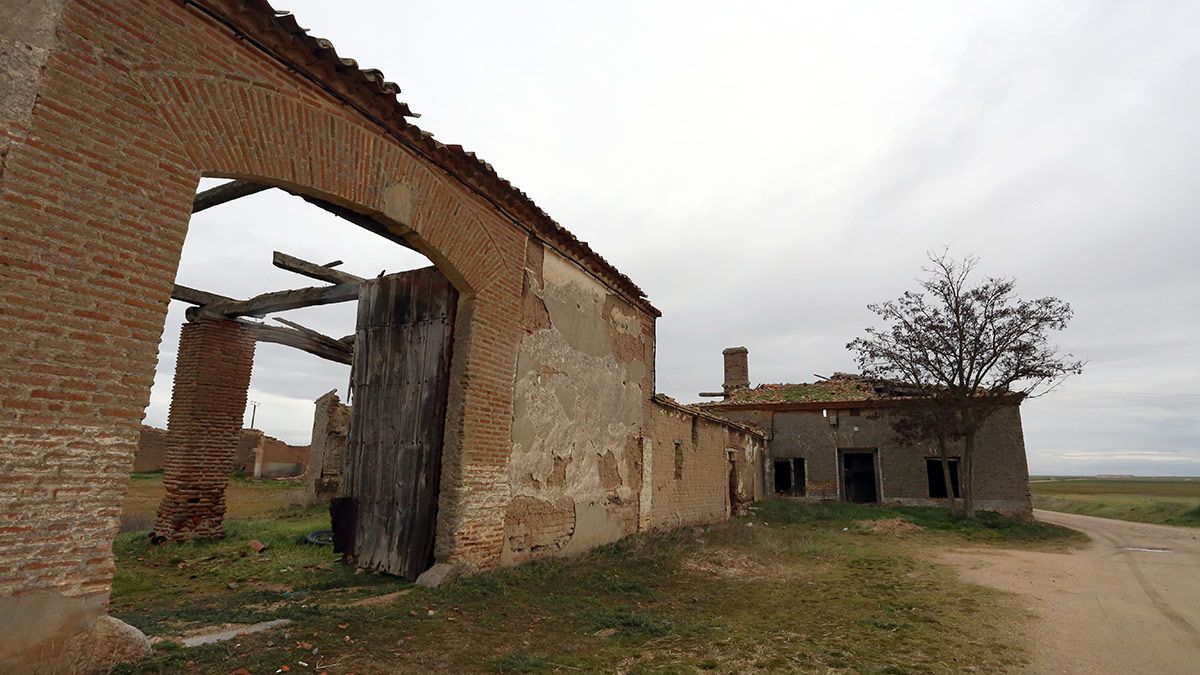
[940,509,1200,674]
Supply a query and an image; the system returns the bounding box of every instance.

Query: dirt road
[941,510,1200,674]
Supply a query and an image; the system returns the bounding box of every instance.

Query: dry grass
[110,491,1082,674]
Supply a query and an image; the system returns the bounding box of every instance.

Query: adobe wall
[132,426,168,473]
[242,432,308,479]
[645,400,767,529]
[305,391,351,502]
[134,426,291,474]
[717,405,1032,516]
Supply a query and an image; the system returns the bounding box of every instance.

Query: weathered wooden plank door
[345,266,457,580]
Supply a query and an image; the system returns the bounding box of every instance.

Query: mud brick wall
[305,391,351,502]
[153,319,256,541]
[132,426,168,473]
[645,401,766,529]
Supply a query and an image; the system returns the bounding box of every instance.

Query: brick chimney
[722,346,749,395]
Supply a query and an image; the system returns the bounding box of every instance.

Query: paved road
[940,510,1200,674]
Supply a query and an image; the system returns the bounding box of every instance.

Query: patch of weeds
[896,507,1085,544]
[587,606,672,638]
[1165,504,1200,527]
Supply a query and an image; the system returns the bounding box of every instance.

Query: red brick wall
[0,0,581,615]
[153,319,255,541]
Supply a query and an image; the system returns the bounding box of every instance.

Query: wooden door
[345,266,457,580]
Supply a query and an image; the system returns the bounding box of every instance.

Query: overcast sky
[147,0,1200,476]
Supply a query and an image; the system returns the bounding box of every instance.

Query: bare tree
[848,251,1084,518]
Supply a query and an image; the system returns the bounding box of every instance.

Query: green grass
[112,497,1080,674]
[1030,478,1200,527]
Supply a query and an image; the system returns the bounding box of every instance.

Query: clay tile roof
[194,0,659,316]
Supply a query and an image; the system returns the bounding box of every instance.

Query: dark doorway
[791,458,806,497]
[728,456,739,516]
[925,458,961,499]
[345,266,457,580]
[773,460,793,494]
[840,451,879,504]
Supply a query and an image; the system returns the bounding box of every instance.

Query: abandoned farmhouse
[0,0,1043,672]
[0,0,771,669]
[698,348,1033,516]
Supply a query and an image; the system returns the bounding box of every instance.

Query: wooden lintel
[192,180,272,213]
[273,251,365,285]
[199,281,360,319]
[252,323,353,365]
[292,192,417,252]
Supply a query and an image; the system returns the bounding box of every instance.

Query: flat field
[119,471,306,532]
[111,482,1081,674]
[1030,476,1200,527]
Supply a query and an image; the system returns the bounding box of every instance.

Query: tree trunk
[937,434,960,516]
[962,429,977,518]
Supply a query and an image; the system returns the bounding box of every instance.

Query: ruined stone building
[0,1,765,670]
[698,348,1032,516]
[135,424,308,478]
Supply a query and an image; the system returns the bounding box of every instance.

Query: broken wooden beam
[252,323,353,365]
[172,284,236,307]
[273,251,365,285]
[273,317,354,354]
[192,180,272,213]
[199,282,360,319]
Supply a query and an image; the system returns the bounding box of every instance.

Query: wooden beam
[273,251,365,285]
[293,193,417,252]
[199,282,360,319]
[171,284,235,306]
[252,323,353,365]
[192,180,272,213]
[273,317,354,353]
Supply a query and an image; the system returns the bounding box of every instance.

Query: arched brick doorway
[2,1,663,670]
[0,1,535,666]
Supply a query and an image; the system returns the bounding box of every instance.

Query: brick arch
[0,1,541,667]
[140,75,528,567]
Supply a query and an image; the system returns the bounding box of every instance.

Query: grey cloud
[145,0,1200,473]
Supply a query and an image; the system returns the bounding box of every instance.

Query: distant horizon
[1030,475,1199,480]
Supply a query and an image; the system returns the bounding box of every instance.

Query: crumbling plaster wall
[306,390,351,502]
[503,244,651,563]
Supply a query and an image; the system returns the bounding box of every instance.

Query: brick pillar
[153,319,256,541]
[722,346,749,395]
